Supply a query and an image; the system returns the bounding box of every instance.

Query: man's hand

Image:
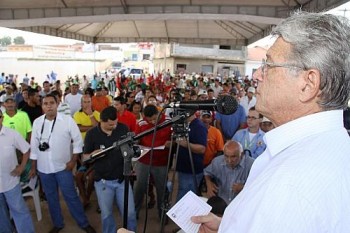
[65,160,77,171]
[191,212,221,233]
[85,108,93,116]
[10,165,24,177]
[232,183,244,194]
[29,167,37,178]
[82,149,102,163]
[206,180,218,198]
[117,228,134,233]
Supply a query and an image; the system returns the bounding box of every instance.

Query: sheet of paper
[167,191,212,233]
[138,145,165,150]
[132,145,166,161]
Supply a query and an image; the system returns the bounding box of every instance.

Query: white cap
[262,117,271,123]
[247,86,256,94]
[197,89,208,96]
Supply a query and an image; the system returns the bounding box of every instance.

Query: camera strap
[39,116,57,143]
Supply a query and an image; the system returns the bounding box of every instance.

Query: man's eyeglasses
[261,59,305,78]
[247,116,260,120]
[129,96,135,98]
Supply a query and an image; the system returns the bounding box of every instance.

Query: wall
[0,57,109,84]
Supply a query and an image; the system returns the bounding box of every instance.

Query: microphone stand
[83,115,186,164]
[82,114,186,229]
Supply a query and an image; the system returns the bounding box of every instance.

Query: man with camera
[29,94,96,233]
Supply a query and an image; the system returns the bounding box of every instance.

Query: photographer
[29,94,96,233]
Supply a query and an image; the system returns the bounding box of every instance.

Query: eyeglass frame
[246,116,261,120]
[261,58,306,78]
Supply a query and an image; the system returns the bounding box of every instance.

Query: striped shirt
[219,110,350,233]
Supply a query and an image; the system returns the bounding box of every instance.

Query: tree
[13,36,25,45]
[0,36,12,46]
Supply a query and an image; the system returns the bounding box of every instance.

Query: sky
[0,1,350,46]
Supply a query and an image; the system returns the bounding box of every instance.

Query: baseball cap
[262,117,271,123]
[247,86,256,94]
[4,96,15,102]
[200,110,212,117]
[198,89,208,96]
[230,87,238,95]
[4,84,13,89]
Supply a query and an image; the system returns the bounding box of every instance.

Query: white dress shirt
[30,113,83,174]
[219,110,350,233]
[0,126,30,192]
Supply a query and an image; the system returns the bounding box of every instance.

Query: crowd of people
[0,63,272,233]
[1,11,350,233]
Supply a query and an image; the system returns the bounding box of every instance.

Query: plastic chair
[21,176,42,221]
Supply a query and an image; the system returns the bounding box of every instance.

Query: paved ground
[26,176,182,233]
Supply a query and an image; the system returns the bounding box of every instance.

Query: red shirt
[117,110,137,132]
[136,114,172,166]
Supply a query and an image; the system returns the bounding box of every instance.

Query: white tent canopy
[0,0,347,46]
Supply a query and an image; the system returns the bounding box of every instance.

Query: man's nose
[253,66,263,81]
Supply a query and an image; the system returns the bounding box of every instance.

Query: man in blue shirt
[232,107,266,159]
[175,111,208,201]
[215,90,246,141]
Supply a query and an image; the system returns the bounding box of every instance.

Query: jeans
[133,162,168,218]
[39,170,89,229]
[0,184,35,233]
[95,179,137,233]
[176,172,203,202]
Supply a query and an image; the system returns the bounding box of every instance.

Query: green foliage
[13,36,25,44]
[0,36,12,46]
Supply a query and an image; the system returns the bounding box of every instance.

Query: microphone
[166,95,238,115]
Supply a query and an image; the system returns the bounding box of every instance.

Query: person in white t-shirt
[239,86,256,115]
[64,83,82,116]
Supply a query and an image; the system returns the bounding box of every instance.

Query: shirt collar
[264,110,344,157]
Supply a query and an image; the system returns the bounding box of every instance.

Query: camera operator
[175,110,208,201]
[29,94,96,233]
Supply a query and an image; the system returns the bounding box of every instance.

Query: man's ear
[299,69,321,103]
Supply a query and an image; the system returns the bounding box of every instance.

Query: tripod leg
[123,176,129,229]
[185,137,201,196]
[159,136,180,233]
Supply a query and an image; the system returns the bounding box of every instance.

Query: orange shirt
[117,110,137,132]
[92,95,110,113]
[203,125,224,166]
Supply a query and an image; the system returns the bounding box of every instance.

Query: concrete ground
[26,178,181,233]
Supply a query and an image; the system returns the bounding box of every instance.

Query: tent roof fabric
[0,0,347,46]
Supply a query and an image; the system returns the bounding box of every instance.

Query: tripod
[159,112,201,233]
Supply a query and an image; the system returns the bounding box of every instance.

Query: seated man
[204,140,254,204]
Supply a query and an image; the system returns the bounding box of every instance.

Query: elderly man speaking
[191,11,350,233]
[118,11,350,233]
